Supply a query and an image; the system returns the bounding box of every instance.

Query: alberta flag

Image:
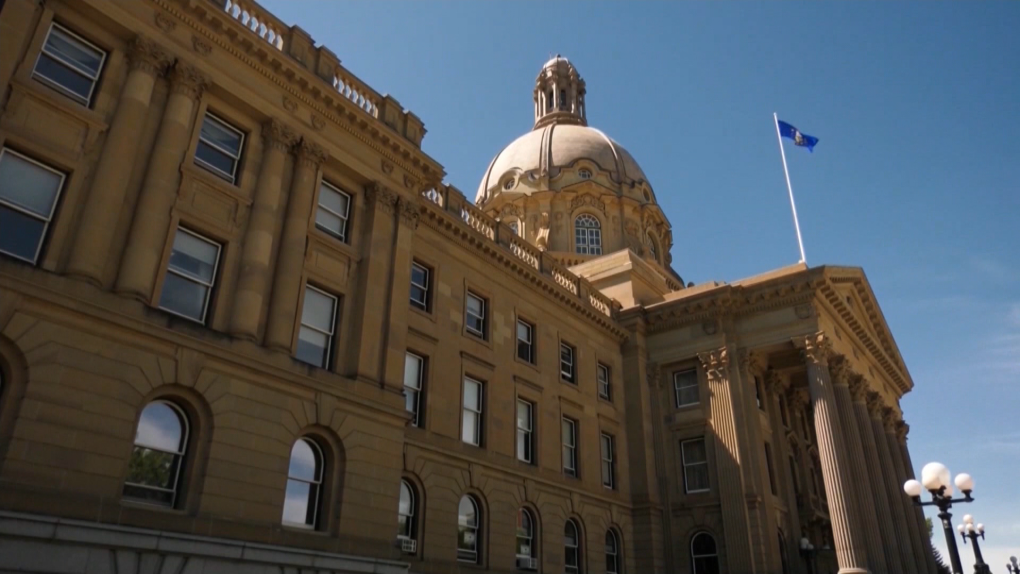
[777,120,819,152]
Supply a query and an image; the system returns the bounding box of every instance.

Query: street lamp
[903,462,976,574]
[956,514,990,574]
[1006,556,1019,574]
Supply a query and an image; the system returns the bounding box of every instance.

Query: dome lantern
[534,55,587,129]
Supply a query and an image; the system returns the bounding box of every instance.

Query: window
[574,214,602,255]
[503,178,515,190]
[600,432,615,489]
[605,530,621,574]
[681,438,709,493]
[410,261,430,311]
[597,363,611,400]
[779,397,790,428]
[32,24,106,106]
[462,378,483,446]
[507,220,520,235]
[564,519,582,574]
[158,228,221,323]
[673,369,699,407]
[764,443,777,495]
[282,438,324,528]
[194,113,244,183]
[123,401,188,507]
[404,353,424,427]
[691,532,720,574]
[0,149,65,264]
[465,292,486,338]
[516,319,534,363]
[457,495,481,563]
[315,181,351,241]
[801,410,811,441]
[516,399,534,464]
[560,342,576,383]
[516,508,536,568]
[754,376,764,410]
[296,286,337,368]
[398,480,416,543]
[578,169,592,179]
[562,417,577,477]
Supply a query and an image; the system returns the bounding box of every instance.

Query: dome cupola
[534,55,587,129]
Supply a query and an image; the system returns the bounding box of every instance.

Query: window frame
[564,518,582,574]
[0,148,66,264]
[295,284,338,369]
[465,291,487,339]
[462,377,483,447]
[404,352,425,427]
[32,23,107,107]
[681,437,710,494]
[194,112,245,184]
[562,417,578,478]
[281,437,325,530]
[398,479,416,542]
[314,180,352,242]
[158,227,222,324]
[457,494,482,563]
[673,368,700,408]
[691,532,720,574]
[559,341,576,383]
[516,399,534,464]
[122,400,189,508]
[574,213,602,255]
[597,362,611,400]
[601,432,616,490]
[605,529,621,574]
[409,261,431,312]
[516,318,535,364]
[516,507,536,564]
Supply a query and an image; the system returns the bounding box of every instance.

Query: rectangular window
[597,363,611,400]
[296,286,338,368]
[801,410,812,441]
[462,378,483,446]
[600,432,615,489]
[410,261,430,311]
[0,148,65,264]
[314,181,351,241]
[194,113,244,183]
[780,397,790,428]
[516,319,534,363]
[559,342,575,383]
[516,399,533,464]
[673,369,699,407]
[764,443,777,495]
[681,438,710,493]
[755,376,764,410]
[465,292,486,338]
[32,24,106,107]
[404,352,425,427]
[158,228,221,323]
[789,456,800,496]
[561,417,577,477]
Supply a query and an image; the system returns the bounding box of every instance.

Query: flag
[777,120,819,152]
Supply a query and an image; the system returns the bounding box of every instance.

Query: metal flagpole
[773,112,807,264]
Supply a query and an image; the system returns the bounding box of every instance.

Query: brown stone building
[0,1,935,573]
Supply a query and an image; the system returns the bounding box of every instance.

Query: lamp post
[1006,556,1019,574]
[903,462,976,574]
[956,514,990,574]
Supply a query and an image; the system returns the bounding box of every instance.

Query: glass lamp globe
[957,524,965,534]
[976,524,984,533]
[963,514,974,525]
[903,479,923,497]
[944,483,953,497]
[966,523,975,533]
[921,462,950,490]
[954,473,975,492]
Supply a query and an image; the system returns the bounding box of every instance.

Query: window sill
[308,229,361,263]
[119,499,189,515]
[181,163,251,207]
[409,304,436,323]
[514,355,540,373]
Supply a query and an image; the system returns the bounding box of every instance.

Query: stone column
[263,139,327,352]
[867,393,916,572]
[896,423,939,574]
[765,370,808,574]
[228,120,297,341]
[829,358,889,573]
[115,62,207,300]
[697,348,756,573]
[66,37,170,284]
[849,376,905,574]
[885,412,929,573]
[793,333,868,574]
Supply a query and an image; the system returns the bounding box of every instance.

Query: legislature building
[0,1,937,573]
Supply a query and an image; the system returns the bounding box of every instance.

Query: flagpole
[773,112,807,264]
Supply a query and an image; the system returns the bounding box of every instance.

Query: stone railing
[222,0,286,50]
[509,236,540,270]
[333,70,381,118]
[459,202,496,241]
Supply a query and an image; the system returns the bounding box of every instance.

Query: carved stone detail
[697,347,729,380]
[570,194,606,214]
[155,13,176,33]
[895,421,909,442]
[168,62,208,99]
[702,321,717,335]
[261,120,298,152]
[794,332,833,366]
[788,387,810,411]
[294,140,327,168]
[795,304,814,319]
[283,97,298,113]
[739,349,766,376]
[403,174,416,189]
[127,36,171,77]
[764,369,788,395]
[847,373,869,403]
[192,36,212,56]
[646,362,661,388]
[865,391,886,419]
[499,203,523,219]
[311,116,325,130]
[881,407,901,433]
[398,200,419,229]
[365,183,398,215]
[828,354,851,386]
[381,160,394,175]
[534,212,550,251]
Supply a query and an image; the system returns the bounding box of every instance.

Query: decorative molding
[646,362,661,389]
[192,35,212,55]
[696,347,729,380]
[570,194,606,214]
[155,12,177,32]
[381,159,394,175]
[701,320,717,335]
[847,373,869,403]
[365,182,398,215]
[398,200,419,229]
[895,421,909,442]
[261,119,298,151]
[283,97,298,113]
[827,354,851,387]
[168,62,208,99]
[403,174,416,190]
[764,369,787,395]
[127,36,171,77]
[499,203,523,219]
[788,387,810,410]
[881,407,901,433]
[294,139,327,168]
[865,391,886,419]
[795,303,814,319]
[739,349,766,376]
[311,116,325,131]
[793,332,833,366]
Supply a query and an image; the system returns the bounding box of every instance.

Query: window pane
[517,321,530,341]
[688,465,710,492]
[404,354,422,390]
[462,411,478,444]
[296,326,329,367]
[464,380,480,410]
[411,264,427,288]
[410,285,427,307]
[399,482,413,517]
[319,185,349,216]
[0,207,47,262]
[159,273,209,320]
[195,141,237,177]
[45,28,103,76]
[315,208,345,237]
[683,439,707,464]
[200,116,242,154]
[34,55,93,102]
[167,231,218,282]
[466,294,482,316]
[125,447,177,489]
[301,288,335,332]
[282,479,313,525]
[134,402,184,451]
[0,151,63,216]
[122,482,174,506]
[517,401,531,430]
[287,439,320,481]
[458,496,477,526]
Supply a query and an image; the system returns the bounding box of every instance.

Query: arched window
[691,532,720,574]
[123,400,189,507]
[574,214,602,256]
[516,508,536,569]
[282,438,324,528]
[565,519,582,574]
[398,480,416,542]
[578,168,592,179]
[458,495,481,563]
[605,529,621,574]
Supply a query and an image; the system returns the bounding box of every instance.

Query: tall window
[0,149,65,264]
[516,399,534,464]
[195,113,244,184]
[517,319,534,363]
[32,24,106,107]
[764,442,777,495]
[560,342,576,383]
[562,417,578,478]
[597,363,611,400]
[465,292,486,338]
[574,214,602,255]
[158,228,221,323]
[754,376,765,410]
[398,480,417,547]
[282,438,324,529]
[315,181,351,241]
[564,519,582,574]
[123,401,188,507]
[605,530,621,574]
[779,397,790,428]
[691,532,720,574]
[516,508,537,570]
[404,352,424,427]
[462,378,483,446]
[681,438,710,493]
[457,495,481,563]
[296,286,337,368]
[789,456,801,497]
[600,432,616,489]
[674,369,699,407]
[410,261,430,311]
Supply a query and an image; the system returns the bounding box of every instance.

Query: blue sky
[262,1,1019,566]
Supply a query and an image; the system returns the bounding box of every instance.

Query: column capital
[764,369,788,395]
[828,354,851,386]
[792,332,833,366]
[294,139,328,168]
[697,347,729,379]
[646,361,662,389]
[737,348,767,377]
[168,62,208,99]
[896,421,910,442]
[882,407,902,433]
[847,373,870,403]
[262,119,298,152]
[866,391,886,419]
[397,198,420,229]
[788,386,810,411]
[127,36,171,77]
[365,182,399,215]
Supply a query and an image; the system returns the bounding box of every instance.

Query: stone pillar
[263,140,327,352]
[885,412,929,573]
[896,423,939,574]
[115,62,207,300]
[848,376,905,574]
[867,393,916,572]
[228,120,297,341]
[765,370,808,574]
[829,358,889,573]
[66,37,170,284]
[793,333,868,574]
[697,348,756,573]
